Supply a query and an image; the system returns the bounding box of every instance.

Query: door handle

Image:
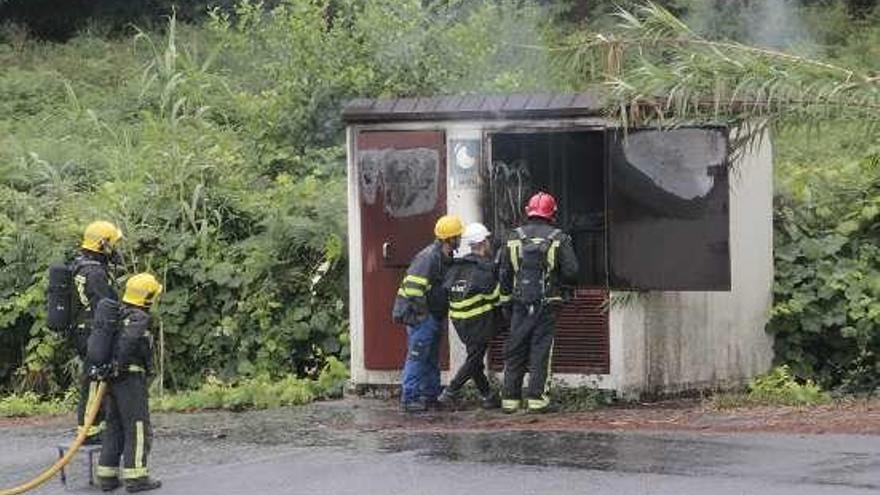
[382,242,392,260]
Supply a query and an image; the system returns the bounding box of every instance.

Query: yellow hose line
[0,382,107,495]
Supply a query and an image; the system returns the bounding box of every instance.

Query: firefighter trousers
[77,368,105,439]
[401,315,442,404]
[97,371,152,481]
[502,304,556,400]
[447,330,491,396]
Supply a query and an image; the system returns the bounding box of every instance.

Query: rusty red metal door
[357,130,449,370]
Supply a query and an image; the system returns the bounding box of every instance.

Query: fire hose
[0,382,107,495]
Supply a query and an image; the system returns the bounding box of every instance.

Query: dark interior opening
[485,130,607,287]
[483,130,611,375]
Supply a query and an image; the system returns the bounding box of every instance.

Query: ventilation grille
[489,289,610,374]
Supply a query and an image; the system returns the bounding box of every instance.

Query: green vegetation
[771,124,880,392]
[561,3,879,130]
[0,1,556,399]
[550,384,614,412]
[712,365,832,409]
[0,0,878,409]
[0,357,347,417]
[152,356,349,412]
[0,388,76,417]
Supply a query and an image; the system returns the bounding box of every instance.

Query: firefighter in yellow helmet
[71,221,124,444]
[392,215,463,412]
[97,273,163,493]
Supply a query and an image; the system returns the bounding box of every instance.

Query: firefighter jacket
[392,241,452,326]
[114,304,155,376]
[498,218,579,305]
[71,252,117,356]
[443,254,500,342]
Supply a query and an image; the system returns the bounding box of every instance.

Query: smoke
[365,1,557,93]
[686,0,814,51]
[744,0,811,49]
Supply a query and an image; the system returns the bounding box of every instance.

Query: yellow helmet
[81,221,123,255]
[122,273,164,308]
[434,215,464,240]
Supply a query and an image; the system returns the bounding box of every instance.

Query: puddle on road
[134,399,880,491]
[378,430,880,491]
[150,401,745,476]
[380,430,739,476]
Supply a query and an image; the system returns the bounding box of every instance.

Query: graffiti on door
[358,148,440,218]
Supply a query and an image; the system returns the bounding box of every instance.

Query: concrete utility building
[342,92,774,398]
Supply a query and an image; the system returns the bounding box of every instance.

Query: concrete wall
[445,128,484,377]
[611,134,775,398]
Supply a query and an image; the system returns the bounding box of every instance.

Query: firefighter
[71,220,124,444]
[437,222,501,410]
[96,273,163,493]
[392,215,463,413]
[498,192,578,414]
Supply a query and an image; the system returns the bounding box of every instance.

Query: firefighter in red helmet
[498,192,578,413]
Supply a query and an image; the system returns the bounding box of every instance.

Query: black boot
[97,476,120,492]
[125,477,162,493]
[401,400,428,413]
[437,389,459,410]
[480,392,501,410]
[424,397,444,411]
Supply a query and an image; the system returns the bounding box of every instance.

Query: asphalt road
[2,402,879,495]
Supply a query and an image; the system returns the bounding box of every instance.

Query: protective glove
[88,363,114,381]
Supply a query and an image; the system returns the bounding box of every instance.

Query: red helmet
[525,192,557,221]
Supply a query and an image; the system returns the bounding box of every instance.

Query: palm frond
[557,1,880,138]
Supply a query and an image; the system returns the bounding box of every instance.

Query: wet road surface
[2,400,879,495]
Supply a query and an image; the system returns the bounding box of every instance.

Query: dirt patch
[3,398,879,437]
[0,414,69,428]
[350,398,880,435]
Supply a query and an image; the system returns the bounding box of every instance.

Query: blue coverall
[392,241,451,405]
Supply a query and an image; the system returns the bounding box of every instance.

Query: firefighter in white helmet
[437,222,502,409]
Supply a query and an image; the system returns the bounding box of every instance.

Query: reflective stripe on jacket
[443,254,499,340]
[392,241,451,326]
[70,253,117,357]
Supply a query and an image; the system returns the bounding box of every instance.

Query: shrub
[769,125,880,392]
[0,388,76,417]
[747,365,831,406]
[551,385,613,412]
[151,356,349,412]
[0,1,557,394]
[712,365,831,409]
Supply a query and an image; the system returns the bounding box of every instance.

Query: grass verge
[151,357,349,412]
[0,389,76,418]
[0,358,350,417]
[710,365,832,409]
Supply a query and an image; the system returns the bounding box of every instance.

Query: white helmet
[456,222,491,258]
[462,222,491,246]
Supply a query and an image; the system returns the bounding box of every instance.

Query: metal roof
[342,92,606,124]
